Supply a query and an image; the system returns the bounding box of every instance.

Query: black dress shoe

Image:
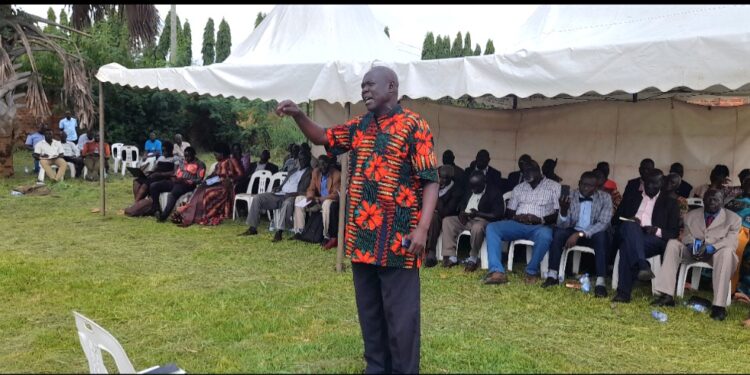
[239,227,258,236]
[650,294,676,307]
[288,233,303,241]
[594,285,608,298]
[611,292,631,303]
[442,257,458,268]
[272,230,283,242]
[424,255,438,268]
[541,277,559,288]
[637,267,655,281]
[710,305,727,321]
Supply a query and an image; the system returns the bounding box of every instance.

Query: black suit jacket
[614,192,681,240]
[504,170,523,194]
[466,163,503,192]
[677,180,693,199]
[623,177,642,200]
[457,185,506,220]
[437,183,464,219]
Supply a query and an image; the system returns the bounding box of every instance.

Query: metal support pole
[98,81,106,216]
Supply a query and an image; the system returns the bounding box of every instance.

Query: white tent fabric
[96,5,750,104]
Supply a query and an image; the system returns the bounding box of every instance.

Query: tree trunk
[0,90,18,177]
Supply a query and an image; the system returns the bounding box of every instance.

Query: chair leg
[676,263,688,298]
[508,242,515,272]
[480,240,488,270]
[560,249,570,281]
[611,251,620,290]
[690,265,701,291]
[436,236,443,259]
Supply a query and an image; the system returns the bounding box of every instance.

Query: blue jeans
[486,220,553,276]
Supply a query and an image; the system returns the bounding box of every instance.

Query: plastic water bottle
[24,166,29,174]
[10,190,23,197]
[579,273,591,293]
[688,303,708,313]
[651,310,668,323]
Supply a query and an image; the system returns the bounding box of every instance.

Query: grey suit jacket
[681,208,741,251]
[557,189,613,238]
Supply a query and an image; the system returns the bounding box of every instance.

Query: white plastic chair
[559,245,596,279]
[159,191,194,212]
[267,171,288,231]
[119,146,140,176]
[232,170,273,220]
[73,311,184,374]
[37,162,75,181]
[205,162,218,177]
[507,239,550,277]
[676,261,732,306]
[687,197,704,208]
[435,229,489,268]
[502,191,512,208]
[111,143,124,173]
[611,250,661,293]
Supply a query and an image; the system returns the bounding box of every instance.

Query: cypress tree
[216,18,232,63]
[201,18,215,65]
[451,31,463,57]
[484,39,495,55]
[421,32,435,60]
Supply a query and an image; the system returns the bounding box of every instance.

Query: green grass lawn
[2,150,750,373]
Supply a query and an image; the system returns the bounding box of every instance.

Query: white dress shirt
[34,139,65,159]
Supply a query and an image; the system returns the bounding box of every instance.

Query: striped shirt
[508,178,561,218]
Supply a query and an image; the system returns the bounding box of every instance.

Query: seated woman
[150,147,206,222]
[132,141,176,201]
[172,143,244,226]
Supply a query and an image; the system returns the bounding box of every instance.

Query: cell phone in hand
[402,237,411,248]
[560,184,571,198]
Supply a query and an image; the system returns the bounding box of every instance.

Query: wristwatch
[577,231,585,238]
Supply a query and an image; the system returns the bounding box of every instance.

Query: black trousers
[351,262,420,374]
[149,180,195,219]
[614,221,666,296]
[548,227,609,277]
[327,201,339,238]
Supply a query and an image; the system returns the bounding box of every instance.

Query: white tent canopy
[97,5,750,104]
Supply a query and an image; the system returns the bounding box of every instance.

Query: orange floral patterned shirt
[326,105,438,269]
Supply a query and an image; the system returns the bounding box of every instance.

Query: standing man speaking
[276,66,438,373]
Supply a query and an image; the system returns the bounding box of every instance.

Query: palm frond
[62,61,94,130]
[123,4,160,48]
[26,72,50,121]
[0,47,13,84]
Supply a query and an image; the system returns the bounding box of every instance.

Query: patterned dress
[726,196,750,293]
[173,157,243,226]
[326,105,438,269]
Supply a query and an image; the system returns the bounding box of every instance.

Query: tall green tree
[201,18,215,65]
[451,31,463,57]
[384,26,390,38]
[463,32,473,56]
[215,18,231,63]
[421,32,435,60]
[254,12,266,29]
[474,43,481,56]
[59,9,69,27]
[484,39,495,55]
[177,20,191,66]
[441,35,451,58]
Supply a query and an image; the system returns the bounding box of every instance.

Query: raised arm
[276,100,328,145]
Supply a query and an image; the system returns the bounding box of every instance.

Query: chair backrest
[270,172,288,191]
[111,143,124,159]
[206,162,218,178]
[503,191,512,206]
[121,146,139,162]
[248,170,273,194]
[73,311,136,374]
[687,197,704,208]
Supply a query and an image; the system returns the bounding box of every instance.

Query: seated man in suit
[425,165,464,268]
[465,149,503,192]
[505,154,532,193]
[440,170,504,272]
[484,160,561,285]
[669,162,693,199]
[292,155,341,249]
[611,169,681,303]
[240,149,312,242]
[623,158,655,200]
[543,171,613,297]
[652,189,741,321]
[441,150,465,188]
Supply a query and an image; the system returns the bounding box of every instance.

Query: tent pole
[99,81,106,216]
[335,102,350,272]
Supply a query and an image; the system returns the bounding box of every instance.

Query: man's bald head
[362,66,399,115]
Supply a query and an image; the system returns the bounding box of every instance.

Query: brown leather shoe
[483,272,508,285]
[323,237,338,250]
[524,274,540,285]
